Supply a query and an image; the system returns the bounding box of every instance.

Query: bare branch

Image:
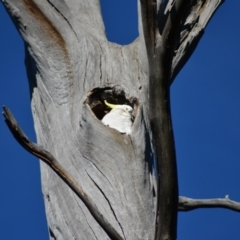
[2,106,124,240]
[140,0,224,85]
[179,196,240,213]
[139,1,224,239]
[171,0,224,83]
[140,1,192,240]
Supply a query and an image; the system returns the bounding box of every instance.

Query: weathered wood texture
[2,0,223,239]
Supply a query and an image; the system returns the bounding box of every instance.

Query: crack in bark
[46,0,78,40]
[86,171,126,240]
[72,138,115,190]
[99,55,102,84]
[83,136,122,164]
[83,56,88,92]
[49,227,57,240]
[82,155,114,189]
[56,191,77,240]
[73,195,99,240]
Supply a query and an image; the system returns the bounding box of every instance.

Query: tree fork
[2,0,225,239]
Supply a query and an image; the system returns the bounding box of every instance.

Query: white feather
[102,104,133,135]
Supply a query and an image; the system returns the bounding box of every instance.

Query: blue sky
[1,1,240,239]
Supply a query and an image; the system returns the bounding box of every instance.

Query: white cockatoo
[102,100,133,135]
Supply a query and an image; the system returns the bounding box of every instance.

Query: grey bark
[2,105,124,239]
[2,0,223,239]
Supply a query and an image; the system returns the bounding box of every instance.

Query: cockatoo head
[102,100,134,135]
[104,100,133,114]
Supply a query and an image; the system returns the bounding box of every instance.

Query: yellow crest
[104,100,116,109]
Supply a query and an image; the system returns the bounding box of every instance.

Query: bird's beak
[104,100,116,109]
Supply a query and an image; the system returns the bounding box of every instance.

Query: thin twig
[2,106,124,240]
[179,196,240,212]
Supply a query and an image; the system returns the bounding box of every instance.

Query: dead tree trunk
[2,0,223,239]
